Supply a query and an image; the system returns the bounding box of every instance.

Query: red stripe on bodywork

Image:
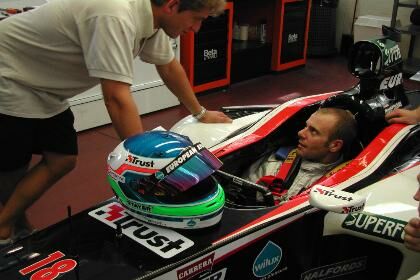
[213,92,339,158]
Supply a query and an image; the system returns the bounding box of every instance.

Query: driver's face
[297,112,338,163]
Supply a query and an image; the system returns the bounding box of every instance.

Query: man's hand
[404,217,420,252]
[199,110,232,123]
[385,108,420,125]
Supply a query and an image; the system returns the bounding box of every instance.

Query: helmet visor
[154,143,222,193]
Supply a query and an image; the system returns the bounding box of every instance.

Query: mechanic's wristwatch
[193,106,207,120]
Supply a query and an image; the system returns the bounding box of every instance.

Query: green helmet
[107,131,225,229]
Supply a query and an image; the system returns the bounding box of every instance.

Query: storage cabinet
[272,0,311,70]
[180,2,233,93]
[181,0,312,93]
[391,0,420,75]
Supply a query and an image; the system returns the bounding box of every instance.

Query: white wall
[336,0,417,59]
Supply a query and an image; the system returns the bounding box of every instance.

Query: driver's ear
[329,139,343,153]
[163,0,180,14]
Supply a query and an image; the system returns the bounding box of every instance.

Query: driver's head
[151,0,226,38]
[297,108,357,164]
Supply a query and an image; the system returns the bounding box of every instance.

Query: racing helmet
[348,26,407,116]
[107,130,225,229]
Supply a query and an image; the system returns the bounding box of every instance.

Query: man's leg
[0,164,29,206]
[0,164,31,236]
[0,152,76,240]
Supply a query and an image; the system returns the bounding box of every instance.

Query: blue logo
[187,219,197,227]
[155,171,164,180]
[253,241,282,277]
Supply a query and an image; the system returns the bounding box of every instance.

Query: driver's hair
[317,107,358,152]
[151,0,226,16]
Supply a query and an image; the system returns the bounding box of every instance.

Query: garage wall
[336,0,417,59]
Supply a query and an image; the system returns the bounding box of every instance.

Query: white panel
[72,85,179,132]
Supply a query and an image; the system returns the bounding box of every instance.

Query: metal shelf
[391,0,420,75]
[398,24,420,35]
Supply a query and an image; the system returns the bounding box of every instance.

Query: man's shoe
[0,236,13,249]
[14,228,37,241]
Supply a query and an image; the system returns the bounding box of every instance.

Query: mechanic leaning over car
[0,0,232,245]
[242,107,357,204]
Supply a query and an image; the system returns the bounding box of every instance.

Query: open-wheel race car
[0,27,419,280]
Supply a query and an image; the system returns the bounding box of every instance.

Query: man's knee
[43,154,77,178]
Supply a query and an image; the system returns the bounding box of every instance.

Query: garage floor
[26,55,419,231]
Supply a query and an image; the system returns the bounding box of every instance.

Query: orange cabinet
[180,2,233,93]
[181,0,311,93]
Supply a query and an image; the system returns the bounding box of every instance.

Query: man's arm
[385,106,420,125]
[404,217,420,252]
[101,79,143,140]
[156,59,232,123]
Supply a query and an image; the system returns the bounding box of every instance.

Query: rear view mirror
[309,185,366,214]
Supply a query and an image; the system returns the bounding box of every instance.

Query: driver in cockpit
[242,107,357,204]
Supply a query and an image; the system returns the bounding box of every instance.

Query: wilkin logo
[88,202,194,258]
[253,241,282,278]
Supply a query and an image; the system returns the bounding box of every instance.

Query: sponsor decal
[89,202,194,258]
[126,154,155,168]
[342,212,407,243]
[384,45,402,66]
[177,253,215,280]
[384,101,403,115]
[324,161,350,177]
[342,204,365,214]
[288,33,298,43]
[201,268,227,280]
[204,49,218,61]
[379,73,402,90]
[284,149,297,163]
[165,144,203,174]
[300,256,367,280]
[312,188,353,202]
[253,241,282,278]
[126,200,153,213]
[107,166,126,183]
[19,251,77,280]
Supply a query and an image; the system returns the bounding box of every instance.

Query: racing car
[0,27,419,280]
